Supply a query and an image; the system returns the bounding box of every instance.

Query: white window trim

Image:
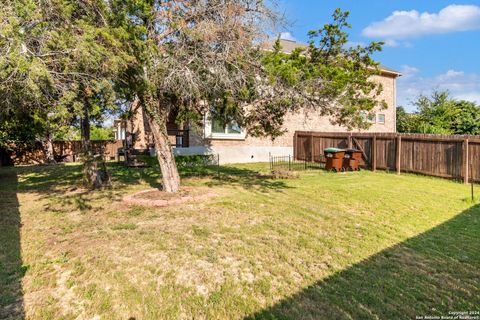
[377,113,386,125]
[204,113,246,140]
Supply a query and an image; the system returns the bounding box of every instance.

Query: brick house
[114,39,401,164]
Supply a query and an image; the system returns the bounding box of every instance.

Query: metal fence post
[288,155,291,171]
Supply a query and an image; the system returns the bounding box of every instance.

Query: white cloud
[397,68,480,111]
[384,39,399,47]
[399,65,419,79]
[279,32,296,41]
[363,5,480,39]
[436,69,464,81]
[383,39,414,48]
[455,93,480,103]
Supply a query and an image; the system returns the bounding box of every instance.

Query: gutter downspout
[393,76,397,133]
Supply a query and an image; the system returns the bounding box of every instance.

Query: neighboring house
[114,39,401,164]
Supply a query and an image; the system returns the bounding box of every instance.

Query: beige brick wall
[191,73,397,149]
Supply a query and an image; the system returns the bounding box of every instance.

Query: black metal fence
[270,155,324,171]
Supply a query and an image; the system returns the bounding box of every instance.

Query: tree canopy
[1,1,388,191]
[397,91,480,135]
[260,9,385,134]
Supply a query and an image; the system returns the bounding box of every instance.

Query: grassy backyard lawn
[1,162,479,319]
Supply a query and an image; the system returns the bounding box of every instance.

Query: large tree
[1,0,129,186]
[113,3,385,192]
[2,2,386,192]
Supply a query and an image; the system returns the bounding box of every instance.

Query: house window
[212,118,242,135]
[378,114,386,124]
[206,114,246,140]
[361,111,376,123]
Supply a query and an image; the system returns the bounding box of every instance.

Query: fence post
[463,138,469,185]
[310,133,314,162]
[471,163,474,201]
[396,135,402,175]
[348,133,353,149]
[372,135,377,172]
[288,155,291,171]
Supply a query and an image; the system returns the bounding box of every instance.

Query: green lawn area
[1,162,479,319]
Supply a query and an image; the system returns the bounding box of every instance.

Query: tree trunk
[146,111,180,193]
[83,156,111,189]
[81,106,91,155]
[80,103,110,189]
[43,131,56,164]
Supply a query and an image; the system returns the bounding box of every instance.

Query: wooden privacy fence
[5,140,124,165]
[294,131,480,184]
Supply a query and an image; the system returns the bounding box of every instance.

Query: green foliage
[90,126,114,141]
[136,154,219,168]
[2,3,389,186]
[397,91,480,135]
[450,100,480,135]
[260,9,386,132]
[175,154,219,167]
[396,107,421,134]
[0,111,41,149]
[54,126,114,141]
[0,0,130,152]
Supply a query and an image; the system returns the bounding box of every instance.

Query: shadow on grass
[0,169,25,319]
[14,161,290,193]
[200,166,290,192]
[246,205,480,320]
[13,164,84,193]
[15,162,162,192]
[9,163,160,213]
[8,162,290,213]
[111,162,290,192]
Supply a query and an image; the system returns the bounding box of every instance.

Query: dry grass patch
[123,186,218,208]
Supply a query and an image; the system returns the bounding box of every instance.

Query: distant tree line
[397,90,480,135]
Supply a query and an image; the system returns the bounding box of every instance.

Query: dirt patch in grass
[133,187,203,200]
[123,187,217,207]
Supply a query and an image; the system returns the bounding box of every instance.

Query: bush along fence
[175,154,220,168]
[294,131,480,184]
[270,154,324,171]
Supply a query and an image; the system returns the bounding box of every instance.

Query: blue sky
[276,0,480,111]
